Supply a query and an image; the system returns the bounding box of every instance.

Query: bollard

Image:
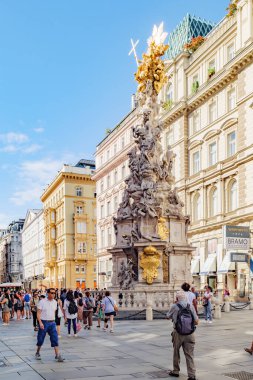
[249,294,253,310]
[224,295,230,313]
[213,297,221,319]
[146,305,153,321]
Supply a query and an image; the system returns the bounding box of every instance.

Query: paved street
[0,311,253,380]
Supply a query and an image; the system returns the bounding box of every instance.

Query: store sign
[223,225,250,250]
[230,253,249,263]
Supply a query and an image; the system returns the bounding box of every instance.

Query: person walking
[0,291,11,326]
[181,283,197,314]
[77,293,84,324]
[24,290,31,319]
[31,291,40,331]
[167,290,199,380]
[101,291,117,333]
[203,286,213,323]
[63,291,78,337]
[55,293,64,338]
[83,291,94,330]
[35,288,64,362]
[96,294,104,328]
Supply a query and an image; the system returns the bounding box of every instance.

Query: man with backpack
[24,290,31,319]
[167,290,199,380]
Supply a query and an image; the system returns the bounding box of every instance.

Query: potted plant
[226,0,238,18]
[208,67,215,79]
[162,99,173,111]
[192,80,199,94]
[184,36,205,54]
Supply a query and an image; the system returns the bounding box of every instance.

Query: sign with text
[230,252,249,263]
[223,225,250,250]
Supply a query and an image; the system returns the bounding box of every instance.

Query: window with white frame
[208,59,215,71]
[193,193,201,221]
[81,265,85,273]
[227,42,235,62]
[76,205,83,214]
[51,228,56,239]
[107,227,112,246]
[101,230,105,248]
[114,196,118,212]
[166,82,173,101]
[209,187,218,217]
[107,201,111,216]
[76,187,82,197]
[100,205,104,218]
[209,101,217,123]
[51,211,55,222]
[166,127,174,146]
[114,170,117,184]
[227,88,236,111]
[228,180,237,211]
[209,142,217,166]
[77,222,86,234]
[107,174,110,188]
[121,136,125,149]
[192,151,201,174]
[227,131,236,157]
[78,242,86,253]
[192,111,200,134]
[122,165,125,179]
[75,265,80,273]
[100,180,104,193]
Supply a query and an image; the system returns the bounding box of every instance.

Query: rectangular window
[76,187,82,197]
[209,101,216,123]
[78,242,86,253]
[122,165,125,179]
[93,265,97,273]
[192,111,200,134]
[107,175,110,188]
[208,59,215,70]
[77,222,86,234]
[114,196,118,212]
[75,265,80,273]
[100,205,104,218]
[114,143,117,155]
[114,170,117,184]
[107,150,110,161]
[100,181,104,193]
[121,136,125,148]
[227,131,236,157]
[108,227,112,246]
[166,128,174,146]
[227,43,235,61]
[209,142,217,166]
[227,88,236,111]
[51,211,55,222]
[76,206,83,214]
[107,201,111,216]
[51,228,56,239]
[207,238,217,255]
[192,151,200,174]
[101,230,105,248]
[81,265,85,273]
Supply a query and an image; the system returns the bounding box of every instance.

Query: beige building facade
[41,160,97,289]
[94,2,253,296]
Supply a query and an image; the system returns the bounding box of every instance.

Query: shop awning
[200,254,216,275]
[191,256,200,275]
[218,252,235,273]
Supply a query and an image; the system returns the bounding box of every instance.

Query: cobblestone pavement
[0,310,253,380]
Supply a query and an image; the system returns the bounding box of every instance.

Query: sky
[0,0,229,228]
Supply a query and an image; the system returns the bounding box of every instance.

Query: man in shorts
[35,288,64,362]
[24,290,31,319]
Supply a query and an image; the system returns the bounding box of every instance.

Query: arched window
[228,180,237,211]
[209,187,218,217]
[193,193,201,221]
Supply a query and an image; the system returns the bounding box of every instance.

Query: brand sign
[230,252,249,263]
[223,226,250,250]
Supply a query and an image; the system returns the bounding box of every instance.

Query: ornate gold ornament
[158,217,169,240]
[135,23,169,94]
[140,246,161,284]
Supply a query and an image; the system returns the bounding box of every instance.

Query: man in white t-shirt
[181,282,198,313]
[35,288,64,362]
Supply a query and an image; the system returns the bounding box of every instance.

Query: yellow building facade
[41,160,97,289]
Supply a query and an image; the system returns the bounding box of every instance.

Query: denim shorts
[24,302,30,311]
[37,321,58,347]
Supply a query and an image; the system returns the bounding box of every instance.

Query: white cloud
[0,144,19,153]
[0,132,28,144]
[23,144,42,154]
[0,213,13,229]
[33,127,45,133]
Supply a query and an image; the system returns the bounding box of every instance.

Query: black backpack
[68,300,78,315]
[78,298,83,307]
[175,304,195,335]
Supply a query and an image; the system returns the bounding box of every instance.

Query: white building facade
[94,2,253,296]
[22,209,45,289]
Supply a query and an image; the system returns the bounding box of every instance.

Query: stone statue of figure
[124,260,136,289]
[166,145,176,173]
[166,187,184,218]
[131,220,141,242]
[118,261,127,289]
[117,189,132,220]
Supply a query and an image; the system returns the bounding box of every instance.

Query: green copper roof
[165,14,215,60]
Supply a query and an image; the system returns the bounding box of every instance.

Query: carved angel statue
[147,22,168,47]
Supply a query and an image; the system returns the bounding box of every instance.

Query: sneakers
[187,377,196,380]
[168,372,179,377]
[55,355,65,362]
[74,334,78,338]
[35,352,41,360]
[68,334,71,337]
[103,327,107,331]
[208,321,213,324]
[110,329,114,333]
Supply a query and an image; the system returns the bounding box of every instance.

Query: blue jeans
[204,303,212,321]
[67,318,77,334]
[37,320,58,347]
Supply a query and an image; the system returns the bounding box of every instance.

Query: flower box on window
[184,36,205,54]
[192,80,199,94]
[208,67,215,79]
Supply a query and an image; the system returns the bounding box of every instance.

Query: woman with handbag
[55,293,64,337]
[101,291,118,333]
